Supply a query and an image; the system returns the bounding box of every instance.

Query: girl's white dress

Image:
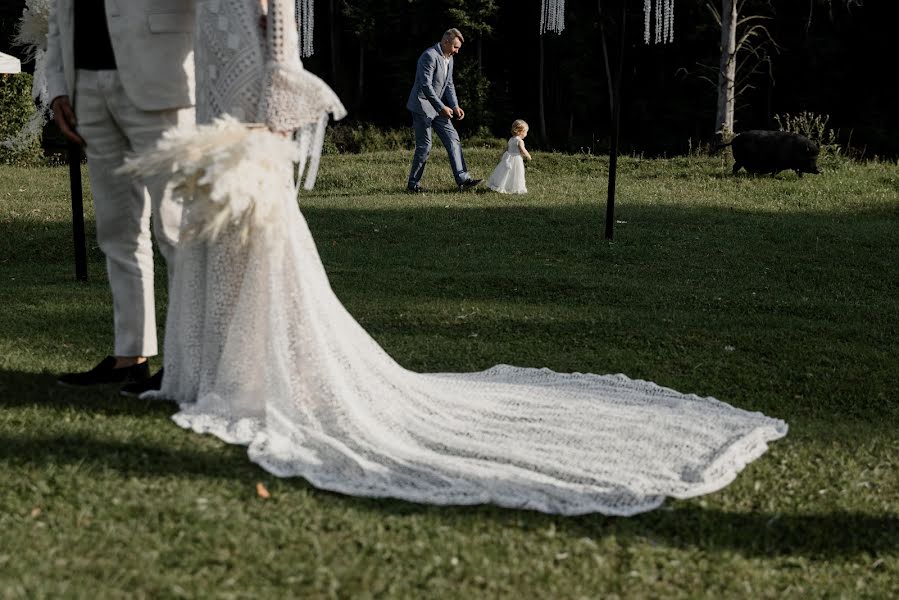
[487,136,527,194]
[137,0,787,517]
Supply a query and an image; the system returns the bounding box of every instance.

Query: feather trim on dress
[120,116,301,243]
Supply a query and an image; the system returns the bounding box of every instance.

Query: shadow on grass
[362,500,899,560]
[1,408,895,561]
[587,505,899,559]
[2,201,897,560]
[3,202,897,308]
[0,369,173,419]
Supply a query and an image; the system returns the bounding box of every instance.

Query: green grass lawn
[1,150,897,598]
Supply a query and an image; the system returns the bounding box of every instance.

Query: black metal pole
[67,140,87,281]
[604,96,620,239]
[603,0,627,241]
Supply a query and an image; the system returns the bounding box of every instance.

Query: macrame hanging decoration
[296,0,314,57]
[540,0,566,34]
[644,0,675,45]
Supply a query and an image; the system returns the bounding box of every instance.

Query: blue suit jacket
[406,44,459,119]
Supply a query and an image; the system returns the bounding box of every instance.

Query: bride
[131,0,787,516]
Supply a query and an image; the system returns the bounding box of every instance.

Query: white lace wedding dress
[146,0,787,516]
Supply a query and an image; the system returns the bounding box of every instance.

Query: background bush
[775,111,845,170]
[324,122,413,154]
[0,72,44,166]
[323,121,508,155]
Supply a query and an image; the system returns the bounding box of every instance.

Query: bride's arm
[257,0,305,131]
[253,0,346,188]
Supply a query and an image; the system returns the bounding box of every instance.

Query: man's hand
[453,106,465,120]
[51,96,85,147]
[440,106,453,119]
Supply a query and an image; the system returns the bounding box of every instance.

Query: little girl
[487,119,532,194]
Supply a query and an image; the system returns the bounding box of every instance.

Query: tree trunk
[356,44,364,111]
[478,37,483,72]
[715,0,738,142]
[538,34,547,142]
[329,0,339,86]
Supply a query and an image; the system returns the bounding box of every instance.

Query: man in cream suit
[47,0,195,394]
[406,28,481,193]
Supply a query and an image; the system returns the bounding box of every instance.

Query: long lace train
[152,166,786,516]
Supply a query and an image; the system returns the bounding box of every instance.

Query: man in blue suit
[406,29,482,193]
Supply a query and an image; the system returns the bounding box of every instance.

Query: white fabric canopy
[0,52,22,73]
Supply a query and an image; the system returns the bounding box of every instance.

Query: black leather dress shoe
[458,178,483,191]
[406,184,426,193]
[57,356,150,387]
[120,368,164,398]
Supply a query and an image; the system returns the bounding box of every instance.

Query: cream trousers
[74,69,194,357]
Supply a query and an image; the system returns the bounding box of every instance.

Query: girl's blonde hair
[511,119,529,136]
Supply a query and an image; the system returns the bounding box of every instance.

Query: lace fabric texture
[153,0,788,516]
[195,0,345,131]
[160,188,787,516]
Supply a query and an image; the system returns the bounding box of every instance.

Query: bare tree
[702,1,778,143]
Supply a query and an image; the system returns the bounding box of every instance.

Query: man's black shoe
[57,356,150,387]
[120,368,164,398]
[406,184,426,193]
[458,178,483,191]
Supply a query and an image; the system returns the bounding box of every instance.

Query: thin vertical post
[68,140,87,281]
[604,0,627,240]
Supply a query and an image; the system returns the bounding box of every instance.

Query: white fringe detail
[257,60,346,188]
[644,0,652,44]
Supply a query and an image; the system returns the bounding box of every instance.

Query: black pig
[727,130,821,177]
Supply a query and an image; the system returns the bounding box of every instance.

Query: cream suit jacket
[45,0,196,111]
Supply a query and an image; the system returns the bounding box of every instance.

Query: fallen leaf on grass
[256,482,271,499]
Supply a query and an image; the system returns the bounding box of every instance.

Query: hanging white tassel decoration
[540,0,566,34]
[643,0,675,45]
[665,0,675,43]
[654,0,662,44]
[296,0,314,57]
[643,0,652,45]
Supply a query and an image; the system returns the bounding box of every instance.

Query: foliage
[775,111,843,167]
[339,0,374,40]
[452,58,493,135]
[0,73,44,166]
[324,122,413,154]
[3,0,899,157]
[323,122,508,154]
[445,0,498,40]
[1,155,897,596]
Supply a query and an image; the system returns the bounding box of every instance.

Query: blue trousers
[407,112,470,188]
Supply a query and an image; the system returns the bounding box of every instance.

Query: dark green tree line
[2,0,897,156]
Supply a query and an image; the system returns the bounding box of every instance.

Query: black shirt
[74,0,117,70]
